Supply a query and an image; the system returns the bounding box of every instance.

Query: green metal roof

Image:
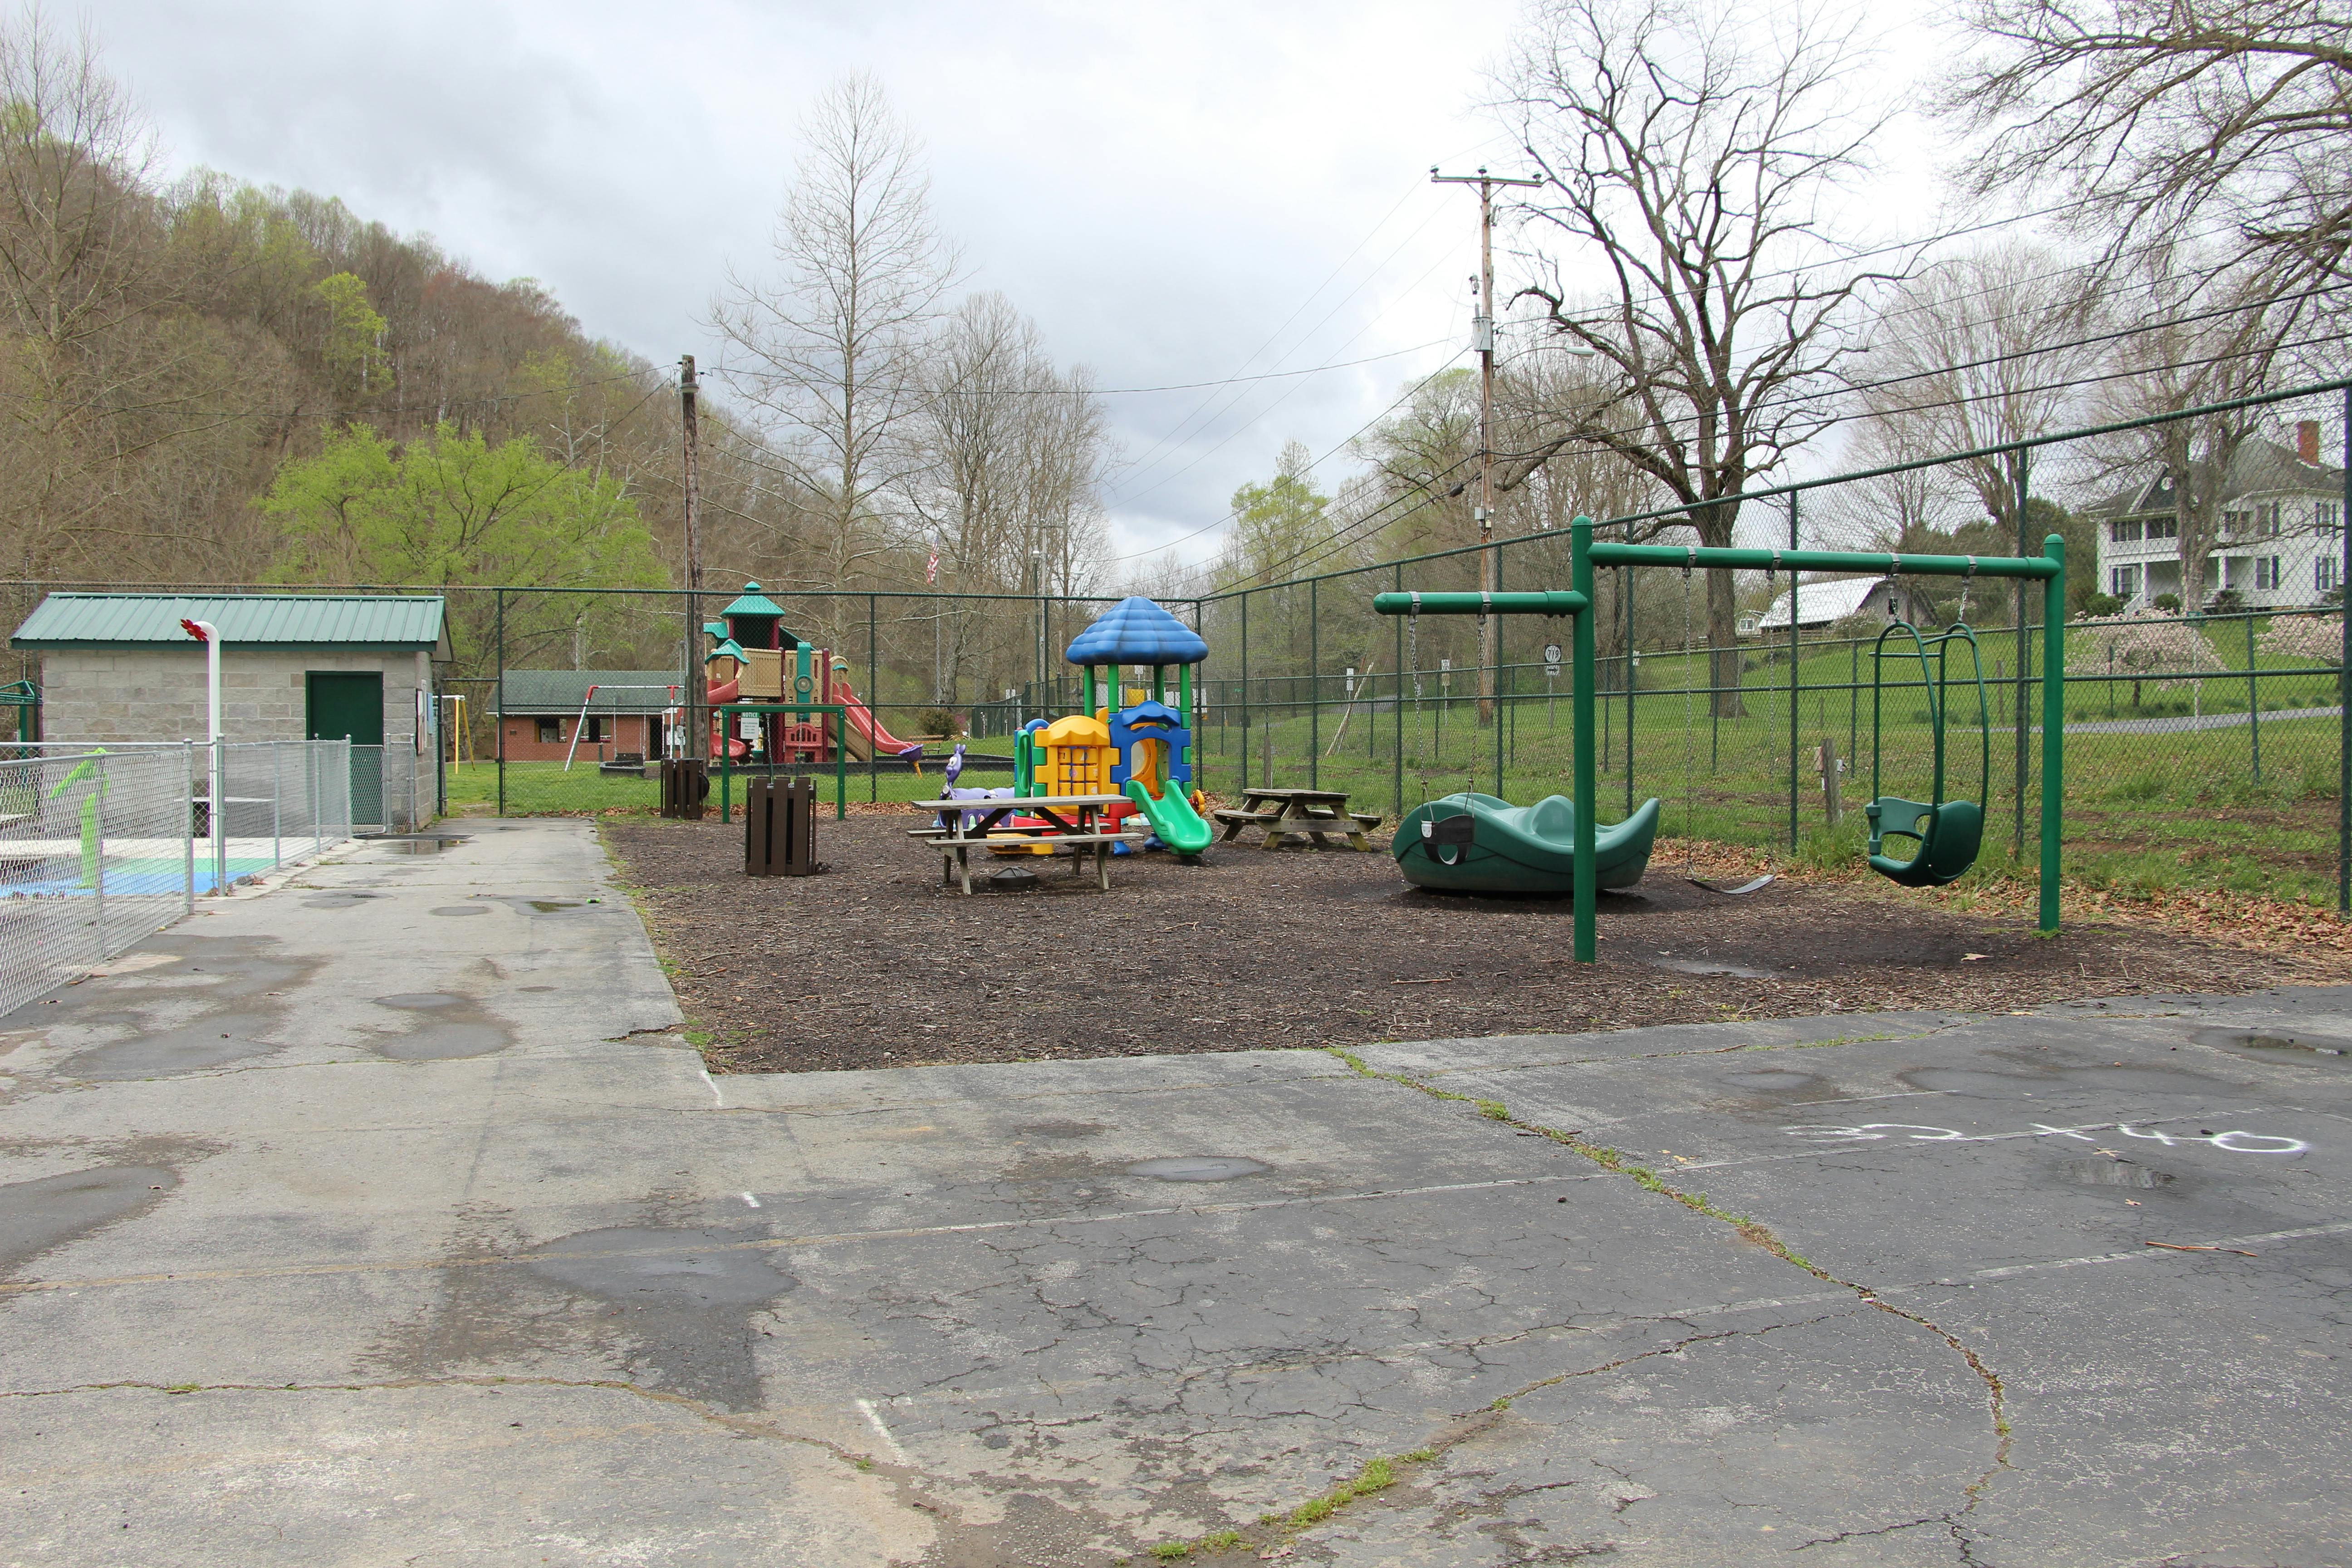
[720,581,788,618]
[11,593,447,652]
[497,670,686,714]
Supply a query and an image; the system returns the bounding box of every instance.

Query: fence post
[868,593,878,805]
[271,741,283,870]
[2247,614,2261,784]
[92,754,105,960]
[1788,493,1800,852]
[213,737,228,895]
[1239,590,1250,792]
[2342,383,2351,914]
[1495,545,1507,799]
[495,588,507,819]
[1392,564,1404,824]
[183,740,196,916]
[2039,533,2065,935]
[1309,578,1319,791]
[1571,516,1597,963]
[2013,447,2031,860]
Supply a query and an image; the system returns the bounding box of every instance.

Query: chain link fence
[4,382,2343,904]
[0,740,353,1015]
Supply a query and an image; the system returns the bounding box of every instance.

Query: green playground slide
[1394,791,1660,895]
[1122,779,1215,856]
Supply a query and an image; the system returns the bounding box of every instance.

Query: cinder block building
[8,592,448,831]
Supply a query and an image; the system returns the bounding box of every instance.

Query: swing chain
[1408,593,1423,704]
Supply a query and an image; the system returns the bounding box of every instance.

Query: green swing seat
[1862,619,1990,890]
[1865,796,1983,887]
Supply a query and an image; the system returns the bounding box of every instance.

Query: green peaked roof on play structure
[1063,596,1208,666]
[721,582,787,618]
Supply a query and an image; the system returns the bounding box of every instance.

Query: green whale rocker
[1394,792,1660,896]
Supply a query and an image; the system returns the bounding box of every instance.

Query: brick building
[494,670,682,763]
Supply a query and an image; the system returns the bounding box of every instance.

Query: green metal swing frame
[1866,621,1990,887]
[1373,521,2067,961]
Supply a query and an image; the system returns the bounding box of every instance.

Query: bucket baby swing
[1865,618,1990,887]
[1371,514,2068,963]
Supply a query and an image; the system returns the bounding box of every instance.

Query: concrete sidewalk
[3,820,2347,1565]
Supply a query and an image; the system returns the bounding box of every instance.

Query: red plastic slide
[831,672,925,760]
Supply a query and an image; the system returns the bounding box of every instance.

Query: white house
[2092,426,2346,612]
[1753,574,1926,635]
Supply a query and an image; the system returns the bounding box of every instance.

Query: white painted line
[741,1192,760,1208]
[855,1397,910,1465]
[698,1067,724,1108]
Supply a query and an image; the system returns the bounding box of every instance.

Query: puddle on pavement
[1720,1068,1824,1094]
[1019,1120,1108,1140]
[61,1012,282,1078]
[429,906,490,917]
[0,1165,180,1274]
[2065,1157,2175,1189]
[2193,1027,2352,1065]
[1126,1156,1267,1182]
[301,892,385,909]
[527,901,582,913]
[370,992,510,1061]
[521,1222,795,1410]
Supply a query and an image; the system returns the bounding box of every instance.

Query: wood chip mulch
[602,811,2352,1074]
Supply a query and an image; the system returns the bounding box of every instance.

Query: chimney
[2298,419,2321,465]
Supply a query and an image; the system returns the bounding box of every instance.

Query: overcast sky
[92,0,1947,571]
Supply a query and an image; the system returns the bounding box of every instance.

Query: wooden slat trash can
[660,758,709,820]
[745,775,818,876]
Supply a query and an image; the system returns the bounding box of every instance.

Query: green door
[307,671,384,827]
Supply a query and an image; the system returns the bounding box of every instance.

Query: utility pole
[681,354,705,761]
[1432,164,1543,728]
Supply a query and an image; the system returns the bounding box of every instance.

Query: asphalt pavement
[1,820,2343,1566]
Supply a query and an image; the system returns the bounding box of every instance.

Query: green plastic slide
[1394,792,1659,896]
[1122,779,1214,856]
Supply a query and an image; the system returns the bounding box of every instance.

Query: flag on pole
[926,548,939,584]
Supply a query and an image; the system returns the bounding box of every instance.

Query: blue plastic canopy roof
[1063,597,1207,666]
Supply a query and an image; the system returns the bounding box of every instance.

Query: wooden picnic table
[1212,786,1383,851]
[908,792,1147,894]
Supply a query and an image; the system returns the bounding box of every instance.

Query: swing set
[1373,515,2067,962]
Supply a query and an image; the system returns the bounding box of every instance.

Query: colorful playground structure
[699,583,925,765]
[941,596,1215,859]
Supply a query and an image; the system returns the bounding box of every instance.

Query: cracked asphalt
[1,821,2346,1566]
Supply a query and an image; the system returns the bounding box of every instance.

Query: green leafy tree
[260,422,665,665]
[313,271,386,400]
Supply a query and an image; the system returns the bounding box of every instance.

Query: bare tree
[711,75,956,646]
[1855,243,2103,617]
[1497,0,1900,713]
[2098,245,2303,610]
[1947,0,2352,304]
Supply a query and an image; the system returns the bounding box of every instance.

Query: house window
[2110,518,2142,544]
[580,715,608,743]
[2318,501,2341,534]
[2264,501,2284,536]
[534,717,560,744]
[2222,508,2249,535]
[2320,556,2341,593]
[2145,516,2179,541]
[2255,556,2283,591]
[2110,564,2141,599]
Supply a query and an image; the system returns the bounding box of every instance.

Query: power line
[701,338,1451,399]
